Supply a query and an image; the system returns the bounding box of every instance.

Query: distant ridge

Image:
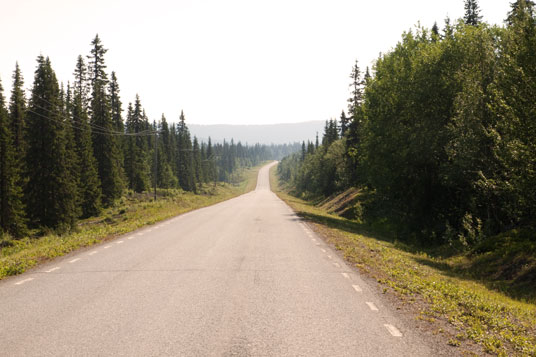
[188,121,325,145]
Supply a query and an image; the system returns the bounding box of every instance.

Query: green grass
[270,166,536,356]
[0,164,263,280]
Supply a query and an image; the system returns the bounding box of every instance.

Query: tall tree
[464,0,483,26]
[88,35,124,204]
[506,0,536,25]
[25,56,77,230]
[9,63,26,156]
[125,96,149,192]
[72,59,102,217]
[192,136,203,184]
[176,110,195,192]
[348,60,364,120]
[0,77,26,236]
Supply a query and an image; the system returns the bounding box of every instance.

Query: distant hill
[188,121,325,145]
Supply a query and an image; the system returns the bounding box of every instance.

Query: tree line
[0,35,299,237]
[278,0,536,247]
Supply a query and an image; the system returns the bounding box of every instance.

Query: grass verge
[270,165,536,357]
[0,164,263,280]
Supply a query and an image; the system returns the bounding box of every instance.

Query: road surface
[0,162,440,356]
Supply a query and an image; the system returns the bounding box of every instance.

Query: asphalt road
[0,162,440,356]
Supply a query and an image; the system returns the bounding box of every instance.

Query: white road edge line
[69,258,80,263]
[352,284,363,292]
[366,302,379,311]
[15,278,34,285]
[45,267,60,273]
[341,273,350,279]
[384,324,403,337]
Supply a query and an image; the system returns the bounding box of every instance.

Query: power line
[26,108,157,137]
[31,95,157,136]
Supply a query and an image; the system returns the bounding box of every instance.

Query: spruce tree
[9,63,26,156]
[176,111,196,192]
[0,77,26,237]
[340,110,348,136]
[72,59,102,217]
[464,0,483,26]
[348,60,364,120]
[88,35,124,204]
[8,63,28,230]
[206,137,216,183]
[125,96,149,192]
[109,72,124,133]
[61,84,82,219]
[193,136,203,184]
[25,56,77,230]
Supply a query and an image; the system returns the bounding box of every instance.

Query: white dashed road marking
[69,258,80,263]
[333,262,341,268]
[116,240,124,244]
[15,278,34,285]
[327,255,332,259]
[321,249,327,253]
[127,236,134,240]
[352,284,363,292]
[341,273,350,279]
[104,245,111,249]
[136,232,144,236]
[366,302,379,311]
[384,324,403,337]
[45,267,60,273]
[89,251,98,256]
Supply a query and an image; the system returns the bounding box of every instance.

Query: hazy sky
[1,0,512,125]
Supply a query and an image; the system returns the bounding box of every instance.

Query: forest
[0,35,299,238]
[278,0,536,247]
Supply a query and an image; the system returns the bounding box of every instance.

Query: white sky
[1,0,512,125]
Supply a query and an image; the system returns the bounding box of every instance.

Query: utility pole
[154,130,157,201]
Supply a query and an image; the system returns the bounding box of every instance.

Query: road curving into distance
[0,162,442,356]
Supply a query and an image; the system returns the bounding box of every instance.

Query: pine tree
[340,110,348,136]
[61,83,82,219]
[193,137,203,184]
[464,0,483,26]
[88,35,124,204]
[9,63,26,156]
[25,56,77,231]
[109,72,124,133]
[73,55,90,109]
[8,63,28,230]
[0,77,26,237]
[206,137,216,183]
[176,111,196,192]
[125,96,149,192]
[348,60,364,119]
[432,22,440,37]
[72,59,102,217]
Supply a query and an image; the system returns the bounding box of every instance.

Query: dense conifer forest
[0,35,299,238]
[278,0,536,247]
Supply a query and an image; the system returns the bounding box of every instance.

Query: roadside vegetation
[271,166,536,356]
[0,164,262,280]
[273,2,536,354]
